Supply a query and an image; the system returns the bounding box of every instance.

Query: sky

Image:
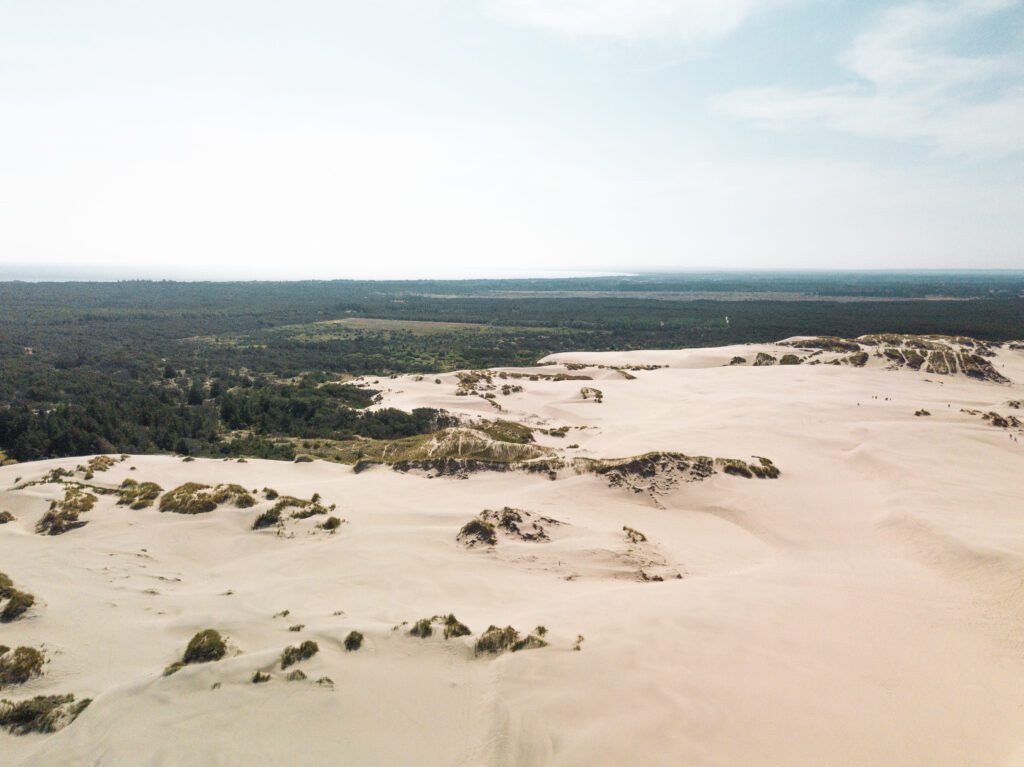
[1,0,1022,279]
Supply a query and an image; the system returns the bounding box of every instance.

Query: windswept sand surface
[2,338,1024,766]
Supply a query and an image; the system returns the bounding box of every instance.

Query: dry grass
[0,647,44,688]
[159,483,255,514]
[0,695,91,735]
[280,640,319,669]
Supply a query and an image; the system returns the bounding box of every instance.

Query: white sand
[2,340,1024,766]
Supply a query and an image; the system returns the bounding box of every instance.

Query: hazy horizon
[2,1,1023,275]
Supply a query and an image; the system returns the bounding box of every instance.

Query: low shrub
[116,479,163,509]
[252,670,271,684]
[0,591,35,623]
[165,629,227,674]
[286,669,307,681]
[159,483,255,515]
[344,631,364,651]
[280,640,319,669]
[251,508,281,530]
[456,519,497,547]
[0,511,14,524]
[443,614,471,639]
[0,694,91,735]
[0,647,44,688]
[409,618,433,638]
[623,526,647,544]
[320,516,343,531]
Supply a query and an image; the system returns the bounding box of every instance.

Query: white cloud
[717,0,1024,156]
[486,0,792,43]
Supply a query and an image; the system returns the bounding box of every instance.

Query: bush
[183,629,227,665]
[321,516,343,531]
[0,511,14,524]
[0,591,35,623]
[287,669,307,681]
[252,670,271,684]
[456,519,497,547]
[36,487,97,535]
[0,647,44,687]
[409,618,433,638]
[116,479,163,509]
[251,508,281,530]
[779,354,802,365]
[159,483,255,515]
[263,488,279,500]
[280,640,319,669]
[443,614,471,639]
[344,631,364,651]
[0,694,91,735]
[474,625,547,656]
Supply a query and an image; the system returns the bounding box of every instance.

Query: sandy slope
[2,339,1024,766]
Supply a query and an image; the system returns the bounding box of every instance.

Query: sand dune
[2,336,1023,766]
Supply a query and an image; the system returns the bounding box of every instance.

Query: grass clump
[263,487,279,500]
[915,409,932,417]
[409,618,433,638]
[36,487,97,535]
[116,479,163,509]
[320,516,343,531]
[443,614,472,639]
[0,511,14,524]
[0,694,91,735]
[779,354,802,365]
[753,352,777,367]
[729,356,746,365]
[1,591,35,623]
[286,669,307,681]
[474,625,547,656]
[344,631,364,651]
[159,483,255,515]
[623,526,647,544]
[252,670,271,684]
[456,518,497,547]
[280,640,319,669]
[0,647,44,688]
[476,420,535,445]
[251,508,281,530]
[165,629,227,675]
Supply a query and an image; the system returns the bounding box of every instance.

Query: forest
[1,273,1022,462]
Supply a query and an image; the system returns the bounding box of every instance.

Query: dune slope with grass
[2,336,1024,766]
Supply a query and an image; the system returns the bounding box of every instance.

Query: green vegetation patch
[159,483,255,514]
[164,629,227,675]
[280,640,319,669]
[0,695,91,735]
[36,487,97,535]
[0,647,44,688]
[474,625,547,656]
[344,631,364,651]
[116,479,163,509]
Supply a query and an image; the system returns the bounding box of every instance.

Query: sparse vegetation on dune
[0,511,14,524]
[0,647,44,688]
[36,486,97,535]
[159,483,255,514]
[0,695,91,735]
[754,352,777,366]
[0,573,35,624]
[457,518,497,547]
[474,625,548,656]
[623,526,647,544]
[280,640,319,669]
[116,478,163,509]
[164,629,227,676]
[251,671,271,684]
[443,614,472,639]
[409,618,433,638]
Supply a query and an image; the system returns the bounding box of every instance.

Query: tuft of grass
[251,671,271,684]
[753,352,777,367]
[286,669,307,681]
[915,409,932,417]
[0,647,44,688]
[0,694,91,735]
[280,640,319,669]
[164,629,226,672]
[779,354,802,365]
[116,479,163,509]
[344,631,364,651]
[288,624,304,633]
[729,356,746,365]
[0,511,14,524]
[320,516,343,531]
[475,625,518,655]
[409,618,433,638]
[36,487,97,535]
[623,526,647,544]
[457,519,497,547]
[251,508,281,530]
[0,591,35,623]
[263,487,279,500]
[159,483,255,515]
[443,614,472,639]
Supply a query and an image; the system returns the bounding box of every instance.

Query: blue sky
[1,0,1022,278]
